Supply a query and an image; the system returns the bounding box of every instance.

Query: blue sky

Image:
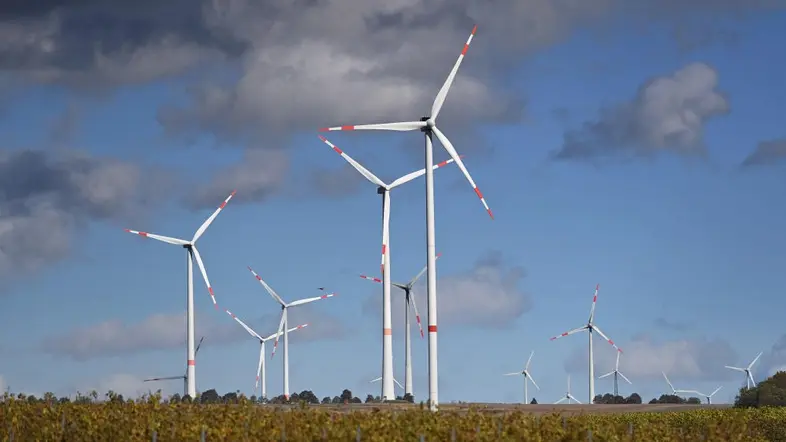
[0,2,785,405]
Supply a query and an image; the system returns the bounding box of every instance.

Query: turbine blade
[270,310,287,359]
[618,372,632,385]
[192,190,235,243]
[550,326,587,341]
[525,351,534,370]
[255,342,264,393]
[431,126,493,219]
[592,325,622,352]
[248,266,287,305]
[555,397,566,404]
[569,394,582,404]
[615,349,621,370]
[288,292,336,307]
[527,373,540,390]
[662,372,675,391]
[191,246,217,308]
[748,352,763,369]
[710,386,722,396]
[749,372,756,386]
[408,290,425,338]
[598,371,614,379]
[195,336,205,354]
[369,377,382,383]
[144,376,183,382]
[319,121,426,132]
[359,274,382,284]
[318,136,387,188]
[725,365,745,371]
[588,284,600,323]
[225,309,264,340]
[430,25,478,120]
[124,229,188,246]
[393,378,404,390]
[407,253,442,287]
[503,372,521,376]
[262,323,307,342]
[388,157,459,189]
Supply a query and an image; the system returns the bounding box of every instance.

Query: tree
[530,398,538,404]
[340,389,353,402]
[403,393,414,403]
[221,392,239,403]
[626,393,642,404]
[735,371,786,408]
[365,394,375,403]
[200,389,220,404]
[322,396,331,404]
[297,390,319,404]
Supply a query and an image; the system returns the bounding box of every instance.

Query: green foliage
[735,371,786,408]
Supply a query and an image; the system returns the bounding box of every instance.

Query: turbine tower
[144,336,205,396]
[319,136,455,400]
[359,255,440,398]
[555,375,581,404]
[125,191,235,397]
[318,25,493,411]
[550,284,622,404]
[598,350,631,396]
[725,352,762,389]
[248,267,335,399]
[225,309,307,399]
[503,351,540,404]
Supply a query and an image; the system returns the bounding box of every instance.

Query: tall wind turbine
[725,352,762,389]
[225,309,307,399]
[319,135,455,401]
[248,267,336,399]
[125,191,235,397]
[144,336,205,396]
[359,255,441,399]
[684,386,722,404]
[503,351,540,404]
[549,284,622,404]
[318,25,492,411]
[555,375,581,404]
[598,351,631,396]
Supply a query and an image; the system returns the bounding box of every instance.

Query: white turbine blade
[748,352,763,370]
[124,229,189,246]
[262,323,308,341]
[286,323,308,334]
[195,336,205,354]
[725,365,745,371]
[618,371,632,385]
[225,309,263,340]
[554,397,566,404]
[431,126,493,219]
[592,325,622,352]
[598,371,614,379]
[359,274,383,284]
[270,310,287,359]
[406,253,442,287]
[288,292,336,307]
[247,266,287,306]
[568,394,582,404]
[388,157,459,189]
[192,190,235,243]
[662,372,675,391]
[255,343,264,393]
[675,389,697,395]
[430,25,478,120]
[749,372,756,386]
[503,372,521,376]
[550,326,588,341]
[191,246,217,308]
[318,136,387,188]
[525,351,535,370]
[710,386,722,397]
[319,121,427,132]
[393,378,404,390]
[588,284,600,323]
[144,376,183,382]
[526,372,540,390]
[369,377,382,383]
[408,290,425,339]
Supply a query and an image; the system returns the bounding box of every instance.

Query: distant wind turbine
[662,372,693,397]
[598,351,631,396]
[725,352,762,389]
[555,375,581,404]
[144,336,205,396]
[684,386,722,404]
[503,351,540,404]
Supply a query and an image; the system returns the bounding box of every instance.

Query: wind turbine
[248,267,336,399]
[319,135,455,401]
[549,284,622,404]
[144,336,205,396]
[725,352,762,389]
[662,372,693,398]
[318,25,492,411]
[598,351,631,396]
[370,376,405,393]
[125,191,235,397]
[555,375,582,404]
[225,309,308,400]
[684,386,722,404]
[359,255,441,399]
[503,350,540,404]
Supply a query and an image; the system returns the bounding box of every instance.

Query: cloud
[553,62,729,161]
[564,333,737,381]
[755,334,786,381]
[0,149,167,280]
[42,304,345,361]
[653,317,694,332]
[740,138,786,167]
[361,251,532,329]
[186,149,289,209]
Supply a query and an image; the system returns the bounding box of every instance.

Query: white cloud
[361,251,532,329]
[564,333,737,382]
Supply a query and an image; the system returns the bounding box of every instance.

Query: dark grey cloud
[41,303,345,361]
[552,62,729,162]
[740,138,786,167]
[0,149,167,279]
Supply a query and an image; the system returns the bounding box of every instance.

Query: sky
[0,0,785,406]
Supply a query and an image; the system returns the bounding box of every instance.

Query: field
[1,399,783,441]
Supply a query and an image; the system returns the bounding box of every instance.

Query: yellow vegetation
[0,398,784,441]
